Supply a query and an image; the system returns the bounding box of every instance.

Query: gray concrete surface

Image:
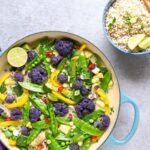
[0,0,150,149]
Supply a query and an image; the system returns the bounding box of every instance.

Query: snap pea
[57,58,67,71]
[32,120,50,129]
[72,133,89,143]
[46,132,63,150]
[23,101,30,124]
[95,54,102,68]
[47,102,58,136]
[100,70,112,92]
[56,117,71,125]
[16,135,28,147]
[26,55,45,70]
[56,133,71,141]
[30,95,49,116]
[42,59,51,75]
[68,59,76,83]
[27,129,41,145]
[83,109,104,122]
[78,54,90,80]
[82,138,91,150]
[19,82,44,93]
[73,118,103,136]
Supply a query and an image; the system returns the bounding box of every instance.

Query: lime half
[7,47,28,67]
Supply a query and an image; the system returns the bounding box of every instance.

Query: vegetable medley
[0,37,113,150]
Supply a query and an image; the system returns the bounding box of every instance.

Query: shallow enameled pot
[0,31,139,150]
[103,0,150,56]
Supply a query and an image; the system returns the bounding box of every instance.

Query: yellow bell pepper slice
[0,72,11,86]
[79,44,87,52]
[8,139,16,146]
[96,89,110,115]
[52,91,76,105]
[0,93,6,101]
[50,70,60,80]
[0,120,23,126]
[5,90,29,109]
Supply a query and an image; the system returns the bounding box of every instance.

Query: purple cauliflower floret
[0,108,4,115]
[14,73,24,82]
[80,87,89,96]
[73,80,83,90]
[29,108,41,122]
[11,108,22,120]
[99,114,110,129]
[5,95,15,103]
[55,40,73,57]
[21,126,30,136]
[0,142,7,150]
[28,65,48,84]
[70,143,79,150]
[27,50,37,62]
[57,74,68,83]
[51,55,63,67]
[53,102,68,116]
[75,98,95,118]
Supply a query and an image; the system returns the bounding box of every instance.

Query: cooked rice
[106,0,150,52]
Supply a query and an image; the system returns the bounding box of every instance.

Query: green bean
[82,138,91,150]
[83,109,104,122]
[23,101,30,124]
[73,118,103,136]
[19,82,44,93]
[78,54,90,80]
[57,58,67,71]
[95,54,102,68]
[69,59,76,83]
[32,120,50,129]
[27,129,41,145]
[30,95,49,116]
[101,70,112,92]
[45,132,63,150]
[56,117,71,125]
[42,59,51,75]
[47,102,58,136]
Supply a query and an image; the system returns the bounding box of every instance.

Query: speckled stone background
[0,0,150,150]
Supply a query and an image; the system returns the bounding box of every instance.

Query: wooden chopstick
[142,0,150,13]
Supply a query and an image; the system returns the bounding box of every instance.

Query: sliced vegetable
[46,132,63,150]
[52,91,76,105]
[47,102,58,136]
[101,70,112,92]
[5,90,29,109]
[30,95,49,116]
[16,135,27,147]
[83,109,104,122]
[0,120,23,126]
[0,72,11,86]
[0,83,6,93]
[68,59,76,83]
[19,82,44,93]
[23,101,30,124]
[56,117,71,125]
[32,120,50,129]
[47,93,58,101]
[73,118,103,136]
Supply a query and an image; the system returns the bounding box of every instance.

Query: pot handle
[105,92,139,145]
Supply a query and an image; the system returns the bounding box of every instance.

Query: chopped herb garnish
[108,17,116,29]
[0,83,6,93]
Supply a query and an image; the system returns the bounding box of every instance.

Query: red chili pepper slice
[68,113,73,120]
[88,63,96,70]
[91,136,99,143]
[58,85,64,92]
[4,117,12,121]
[46,52,54,58]
[44,117,49,123]
[36,143,44,150]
